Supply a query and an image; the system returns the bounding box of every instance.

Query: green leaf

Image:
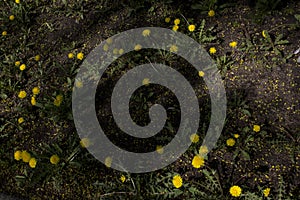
[275,40,289,45]
[0,93,7,99]
[242,126,250,133]
[241,150,251,160]
[242,109,251,117]
[294,14,300,22]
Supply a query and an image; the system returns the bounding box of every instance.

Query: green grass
[0,0,300,199]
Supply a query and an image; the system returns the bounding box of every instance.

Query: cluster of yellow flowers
[14,150,60,167]
[171,18,180,32]
[191,145,208,169]
[15,61,26,71]
[18,86,40,107]
[167,17,195,32]
[113,48,124,55]
[226,125,260,146]
[102,38,113,52]
[53,94,63,106]
[31,86,40,106]
[68,52,84,60]
[229,185,271,197]
[14,150,37,168]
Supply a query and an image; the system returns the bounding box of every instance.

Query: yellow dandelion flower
[105,156,112,168]
[9,15,15,21]
[14,150,22,161]
[120,175,126,183]
[2,31,7,36]
[190,133,199,143]
[156,145,164,154]
[106,38,113,44]
[226,138,236,146]
[80,138,91,148]
[229,41,238,48]
[233,134,240,139]
[198,71,205,77]
[68,53,74,59]
[56,94,63,101]
[15,61,21,67]
[32,87,40,95]
[53,99,60,106]
[113,48,119,55]
[262,30,267,38]
[119,48,124,55]
[142,78,150,85]
[188,24,196,32]
[263,188,270,197]
[134,44,142,51]
[29,158,37,168]
[18,117,24,124]
[77,52,84,60]
[20,64,26,71]
[172,25,179,31]
[209,47,217,54]
[75,80,83,88]
[199,145,209,155]
[253,125,260,132]
[15,0,20,3]
[165,17,171,23]
[103,44,109,51]
[192,155,205,168]
[50,155,60,165]
[142,29,151,37]
[174,19,180,25]
[31,96,36,106]
[21,150,31,163]
[229,185,242,197]
[172,174,183,188]
[18,90,27,99]
[34,55,41,61]
[170,44,178,52]
[54,94,63,106]
[208,10,215,17]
